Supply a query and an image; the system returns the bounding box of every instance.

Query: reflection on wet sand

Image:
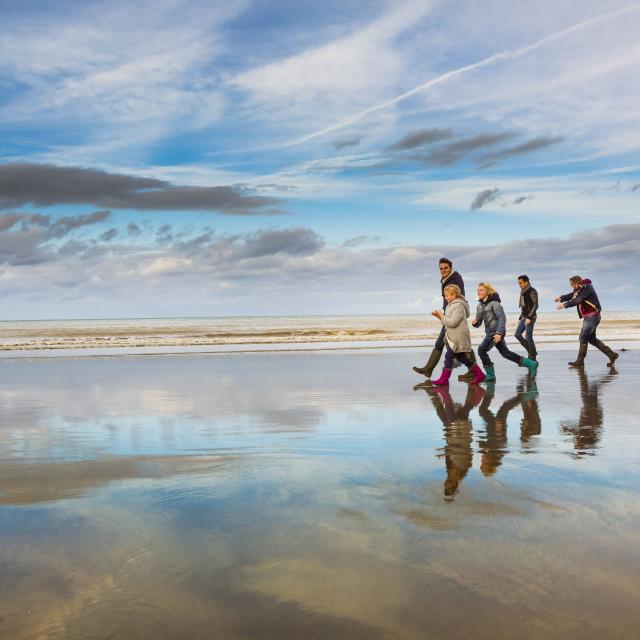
[1,351,639,639]
[560,367,617,457]
[416,377,542,497]
[422,385,482,499]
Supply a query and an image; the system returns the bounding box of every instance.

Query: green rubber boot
[484,364,496,382]
[520,357,538,379]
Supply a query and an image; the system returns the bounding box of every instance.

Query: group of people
[412,257,619,387]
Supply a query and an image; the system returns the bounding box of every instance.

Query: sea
[0,312,639,357]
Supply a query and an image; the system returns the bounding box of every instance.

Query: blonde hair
[443,284,462,298]
[477,282,497,297]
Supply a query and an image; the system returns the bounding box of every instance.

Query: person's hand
[525,318,531,325]
[493,334,502,343]
[556,303,565,310]
[471,319,478,326]
[554,296,561,302]
[432,310,443,319]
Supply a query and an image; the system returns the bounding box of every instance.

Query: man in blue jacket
[413,257,468,379]
[556,275,618,367]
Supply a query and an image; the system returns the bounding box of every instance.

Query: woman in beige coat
[430,284,486,386]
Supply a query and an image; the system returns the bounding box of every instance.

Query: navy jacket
[441,271,465,309]
[560,280,602,318]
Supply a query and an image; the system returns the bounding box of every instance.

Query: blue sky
[0,0,639,318]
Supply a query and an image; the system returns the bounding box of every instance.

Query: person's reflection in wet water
[422,385,484,500]
[518,377,542,449]
[477,381,517,477]
[560,366,617,457]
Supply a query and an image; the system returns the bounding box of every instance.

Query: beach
[1,346,639,639]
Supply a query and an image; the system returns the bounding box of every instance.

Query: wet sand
[1,350,639,639]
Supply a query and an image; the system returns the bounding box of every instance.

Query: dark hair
[569,275,582,285]
[439,257,452,267]
[517,274,529,282]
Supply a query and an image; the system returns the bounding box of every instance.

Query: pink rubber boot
[431,368,452,386]
[469,364,486,385]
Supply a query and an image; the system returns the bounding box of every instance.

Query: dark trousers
[443,345,474,369]
[435,325,446,352]
[478,334,521,367]
[514,317,536,353]
[579,315,601,345]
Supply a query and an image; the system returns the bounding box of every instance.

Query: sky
[0,0,639,319]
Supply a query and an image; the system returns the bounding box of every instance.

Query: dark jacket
[474,292,507,336]
[441,271,465,309]
[518,286,538,320]
[559,279,601,318]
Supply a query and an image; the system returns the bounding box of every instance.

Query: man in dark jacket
[556,276,618,367]
[413,257,468,378]
[514,275,538,361]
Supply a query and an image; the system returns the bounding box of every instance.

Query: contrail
[284,3,640,147]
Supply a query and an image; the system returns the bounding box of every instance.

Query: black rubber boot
[568,343,588,367]
[413,348,442,377]
[592,340,619,367]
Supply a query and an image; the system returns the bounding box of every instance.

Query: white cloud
[232,1,434,129]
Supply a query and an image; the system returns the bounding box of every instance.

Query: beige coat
[440,297,472,353]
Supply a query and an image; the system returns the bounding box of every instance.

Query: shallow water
[1,350,639,639]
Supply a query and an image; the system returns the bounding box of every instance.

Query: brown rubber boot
[568,343,588,367]
[413,348,442,377]
[592,340,619,367]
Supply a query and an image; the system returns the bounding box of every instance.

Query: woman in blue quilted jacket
[472,282,538,382]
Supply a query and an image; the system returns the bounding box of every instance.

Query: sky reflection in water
[0,351,639,639]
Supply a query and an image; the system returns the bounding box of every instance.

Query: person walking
[555,276,618,367]
[413,257,467,379]
[514,275,538,361]
[429,284,486,386]
[472,282,538,381]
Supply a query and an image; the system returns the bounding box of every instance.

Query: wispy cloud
[421,133,515,167]
[477,136,564,168]
[387,128,453,151]
[284,3,640,146]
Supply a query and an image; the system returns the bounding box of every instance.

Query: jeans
[435,324,446,352]
[443,345,474,369]
[514,317,536,353]
[478,334,522,367]
[579,315,601,345]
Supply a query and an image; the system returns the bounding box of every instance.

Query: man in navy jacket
[413,257,469,379]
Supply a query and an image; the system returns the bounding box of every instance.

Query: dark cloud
[333,135,364,150]
[48,210,111,238]
[513,195,534,205]
[631,183,640,192]
[421,132,515,166]
[387,128,453,151]
[156,224,173,243]
[342,235,380,248]
[127,223,142,236]
[238,228,325,259]
[470,188,501,210]
[477,136,564,168]
[0,163,282,215]
[99,228,118,242]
